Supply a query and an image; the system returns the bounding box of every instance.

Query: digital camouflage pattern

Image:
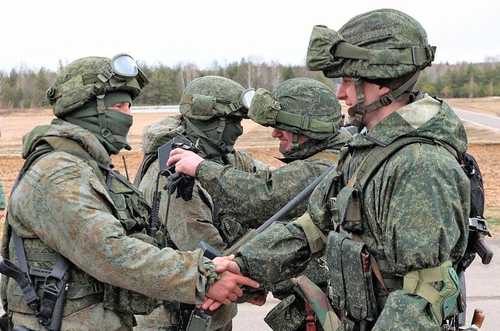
[0,181,5,210]
[180,75,247,120]
[195,77,350,242]
[306,9,435,80]
[3,120,216,331]
[138,115,262,330]
[237,95,470,330]
[46,56,147,118]
[249,78,342,140]
[196,131,350,246]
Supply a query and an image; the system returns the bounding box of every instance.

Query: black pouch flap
[332,186,363,233]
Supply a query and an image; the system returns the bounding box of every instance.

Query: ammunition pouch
[326,232,377,323]
[264,294,306,331]
[102,284,159,316]
[330,186,362,233]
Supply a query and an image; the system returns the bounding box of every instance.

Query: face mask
[221,118,243,151]
[63,106,133,154]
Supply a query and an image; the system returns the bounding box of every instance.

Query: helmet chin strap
[347,71,421,128]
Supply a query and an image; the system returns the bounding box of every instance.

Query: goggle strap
[334,42,435,66]
[275,110,335,133]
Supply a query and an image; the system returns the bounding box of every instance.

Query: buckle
[379,94,395,106]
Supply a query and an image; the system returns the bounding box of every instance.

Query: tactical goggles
[105,53,149,88]
[111,54,139,78]
[240,89,256,109]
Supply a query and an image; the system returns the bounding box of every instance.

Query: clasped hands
[204,255,266,311]
[168,149,268,311]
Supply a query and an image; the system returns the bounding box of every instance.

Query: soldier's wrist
[201,258,220,287]
[234,256,248,276]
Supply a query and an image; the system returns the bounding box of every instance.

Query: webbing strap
[0,234,38,311]
[362,71,421,114]
[276,111,336,133]
[38,256,70,330]
[347,136,441,190]
[403,260,454,322]
[334,42,435,66]
[294,214,327,255]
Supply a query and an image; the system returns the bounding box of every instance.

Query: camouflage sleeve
[367,144,469,328]
[196,158,331,228]
[373,144,469,274]
[0,181,5,210]
[11,152,213,304]
[237,221,312,289]
[231,150,271,172]
[165,181,226,251]
[138,161,225,251]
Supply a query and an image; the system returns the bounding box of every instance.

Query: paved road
[455,108,500,131]
[234,239,500,331]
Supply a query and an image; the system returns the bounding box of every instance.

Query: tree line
[1,59,500,109]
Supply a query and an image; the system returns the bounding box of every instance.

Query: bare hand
[167,149,204,176]
[0,210,5,222]
[204,272,259,310]
[213,255,240,274]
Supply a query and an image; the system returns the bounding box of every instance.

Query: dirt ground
[448,97,500,117]
[1,103,500,232]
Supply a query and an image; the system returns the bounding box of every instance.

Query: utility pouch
[103,285,159,316]
[186,308,212,331]
[264,294,306,331]
[331,186,363,233]
[326,232,377,322]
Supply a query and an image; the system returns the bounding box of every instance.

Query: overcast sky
[1,0,499,71]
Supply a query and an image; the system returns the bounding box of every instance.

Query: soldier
[180,9,470,330]
[168,78,351,244]
[135,75,265,331]
[0,56,258,331]
[168,77,351,330]
[0,181,5,221]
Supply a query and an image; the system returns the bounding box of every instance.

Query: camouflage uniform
[136,76,262,331]
[236,10,469,331]
[195,78,350,331]
[195,78,351,243]
[0,181,5,210]
[0,57,218,331]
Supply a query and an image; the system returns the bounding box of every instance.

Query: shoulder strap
[348,136,447,191]
[133,152,158,186]
[306,150,339,163]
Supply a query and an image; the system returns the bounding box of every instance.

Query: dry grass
[2,102,500,233]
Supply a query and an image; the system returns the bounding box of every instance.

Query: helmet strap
[96,94,112,139]
[347,71,420,127]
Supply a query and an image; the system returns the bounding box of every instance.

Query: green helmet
[307,9,435,80]
[47,54,148,117]
[180,76,248,120]
[248,78,342,140]
[306,9,436,126]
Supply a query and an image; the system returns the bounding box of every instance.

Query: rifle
[200,164,337,259]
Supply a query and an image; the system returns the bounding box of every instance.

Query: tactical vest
[324,136,474,329]
[1,136,158,330]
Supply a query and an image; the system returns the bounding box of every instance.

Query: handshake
[203,255,265,312]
